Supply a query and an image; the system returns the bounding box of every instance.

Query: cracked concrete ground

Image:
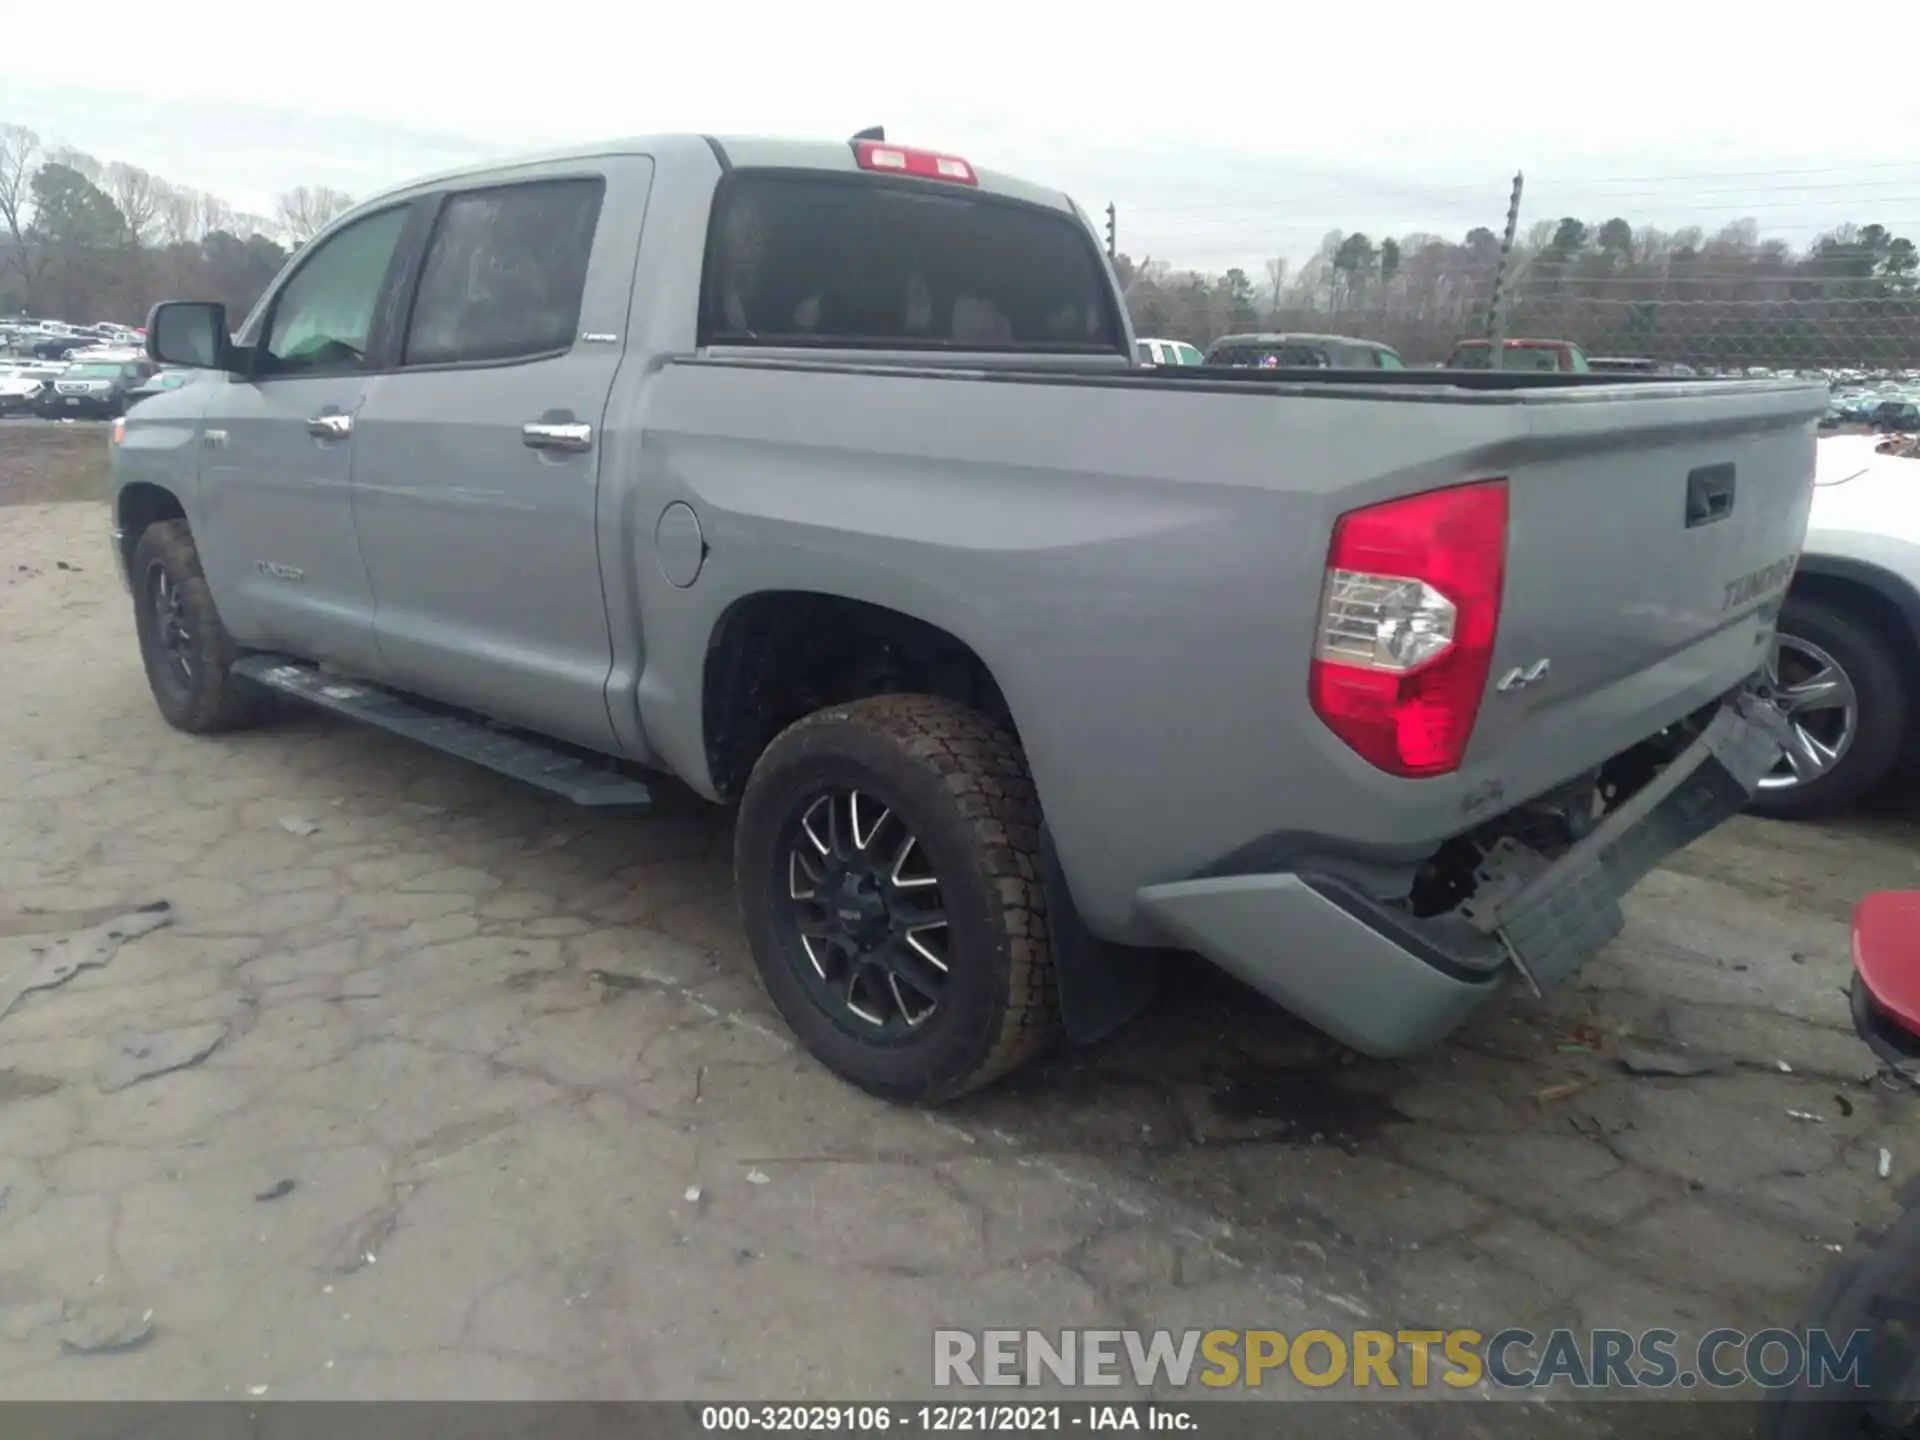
[3,496,1919,1437]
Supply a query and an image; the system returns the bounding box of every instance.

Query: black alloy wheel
[775,785,951,1039]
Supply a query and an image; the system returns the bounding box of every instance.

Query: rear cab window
[1209,343,1332,368]
[701,171,1125,355]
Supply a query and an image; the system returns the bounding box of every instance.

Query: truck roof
[362,132,1080,220]
[1452,337,1579,349]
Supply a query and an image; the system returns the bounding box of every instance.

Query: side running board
[232,656,655,809]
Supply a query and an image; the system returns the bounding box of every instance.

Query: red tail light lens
[853,141,978,186]
[1309,480,1509,777]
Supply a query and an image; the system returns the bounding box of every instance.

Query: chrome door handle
[522,421,593,453]
[306,413,352,440]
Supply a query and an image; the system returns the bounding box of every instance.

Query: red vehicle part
[1853,890,1920,1037]
[1760,890,1920,1437]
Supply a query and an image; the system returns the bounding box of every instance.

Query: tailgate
[1465,381,1821,765]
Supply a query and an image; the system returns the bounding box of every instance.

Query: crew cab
[115,130,1822,1102]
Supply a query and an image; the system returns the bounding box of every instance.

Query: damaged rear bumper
[1135,690,1788,1057]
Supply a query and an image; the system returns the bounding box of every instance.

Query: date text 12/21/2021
[698,1405,1199,1432]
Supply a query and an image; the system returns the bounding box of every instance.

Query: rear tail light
[110,416,125,446]
[1309,480,1509,777]
[853,140,978,186]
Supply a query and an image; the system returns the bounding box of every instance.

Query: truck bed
[629,355,1824,940]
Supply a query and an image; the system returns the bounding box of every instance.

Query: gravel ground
[2,432,1918,1436]
[0,423,112,506]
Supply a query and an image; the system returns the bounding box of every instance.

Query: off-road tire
[1750,595,1910,822]
[1758,1173,1920,1437]
[734,694,1060,1103]
[130,519,266,734]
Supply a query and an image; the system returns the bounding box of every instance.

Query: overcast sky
[4,4,1916,270]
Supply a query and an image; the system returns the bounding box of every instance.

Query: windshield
[66,363,126,379]
[704,172,1124,354]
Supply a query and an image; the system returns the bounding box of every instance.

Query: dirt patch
[0,424,113,507]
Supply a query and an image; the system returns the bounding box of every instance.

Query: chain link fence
[1116,166,1920,375]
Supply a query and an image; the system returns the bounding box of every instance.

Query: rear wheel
[733,694,1059,1103]
[1749,596,1909,821]
[130,520,267,734]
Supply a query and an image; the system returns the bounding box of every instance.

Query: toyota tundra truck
[112,130,1822,1102]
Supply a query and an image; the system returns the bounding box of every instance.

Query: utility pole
[1484,171,1524,350]
[1105,203,1117,260]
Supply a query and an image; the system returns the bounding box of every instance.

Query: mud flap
[1042,829,1160,1045]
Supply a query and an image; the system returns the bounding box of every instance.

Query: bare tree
[0,123,40,249]
[1262,257,1289,321]
[0,123,44,304]
[105,161,163,247]
[153,180,199,245]
[47,146,103,185]
[275,185,355,244]
[194,190,233,240]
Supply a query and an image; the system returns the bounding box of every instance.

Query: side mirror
[146,301,233,371]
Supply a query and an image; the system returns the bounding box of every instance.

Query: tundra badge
[1722,555,1798,612]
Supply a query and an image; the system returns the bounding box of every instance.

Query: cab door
[348,161,653,752]
[191,202,419,672]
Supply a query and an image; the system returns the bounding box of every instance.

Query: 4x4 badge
[1495,658,1551,693]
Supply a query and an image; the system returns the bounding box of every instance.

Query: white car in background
[1134,337,1205,366]
[1755,433,1920,818]
[0,369,47,416]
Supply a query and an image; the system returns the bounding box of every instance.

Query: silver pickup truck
[112,130,1823,1102]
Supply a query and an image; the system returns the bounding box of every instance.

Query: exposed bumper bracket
[1461,691,1787,993]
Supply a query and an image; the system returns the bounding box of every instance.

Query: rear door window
[403,178,605,367]
[703,172,1123,354]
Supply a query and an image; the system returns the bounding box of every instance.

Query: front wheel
[1748,596,1910,822]
[130,519,267,734]
[733,694,1060,1103]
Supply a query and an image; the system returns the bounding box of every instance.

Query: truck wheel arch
[1790,557,1920,690]
[116,483,188,571]
[700,590,1021,803]
[702,589,1158,1050]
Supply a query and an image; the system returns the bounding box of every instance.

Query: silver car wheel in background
[1756,633,1860,791]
